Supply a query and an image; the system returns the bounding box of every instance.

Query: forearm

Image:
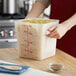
[61,13,76,30]
[26,1,46,19]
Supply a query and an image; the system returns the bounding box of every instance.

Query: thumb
[48,25,57,32]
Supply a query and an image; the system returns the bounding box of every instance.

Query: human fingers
[47,30,60,39]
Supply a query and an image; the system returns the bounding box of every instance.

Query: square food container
[15,19,59,60]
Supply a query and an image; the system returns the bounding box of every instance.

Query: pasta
[23,20,54,24]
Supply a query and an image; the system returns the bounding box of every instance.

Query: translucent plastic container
[15,19,59,60]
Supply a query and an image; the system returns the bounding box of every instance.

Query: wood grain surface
[0,48,76,76]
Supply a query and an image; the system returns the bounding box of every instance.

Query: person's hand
[47,24,70,39]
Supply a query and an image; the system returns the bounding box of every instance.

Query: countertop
[0,48,76,76]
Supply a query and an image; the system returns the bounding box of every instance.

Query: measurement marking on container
[29,25,32,27]
[28,41,32,44]
[28,32,32,35]
[24,31,28,33]
[22,25,33,54]
[24,49,32,53]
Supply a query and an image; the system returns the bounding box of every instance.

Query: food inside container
[22,20,54,24]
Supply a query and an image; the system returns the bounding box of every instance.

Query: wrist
[61,20,74,31]
[61,13,76,31]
